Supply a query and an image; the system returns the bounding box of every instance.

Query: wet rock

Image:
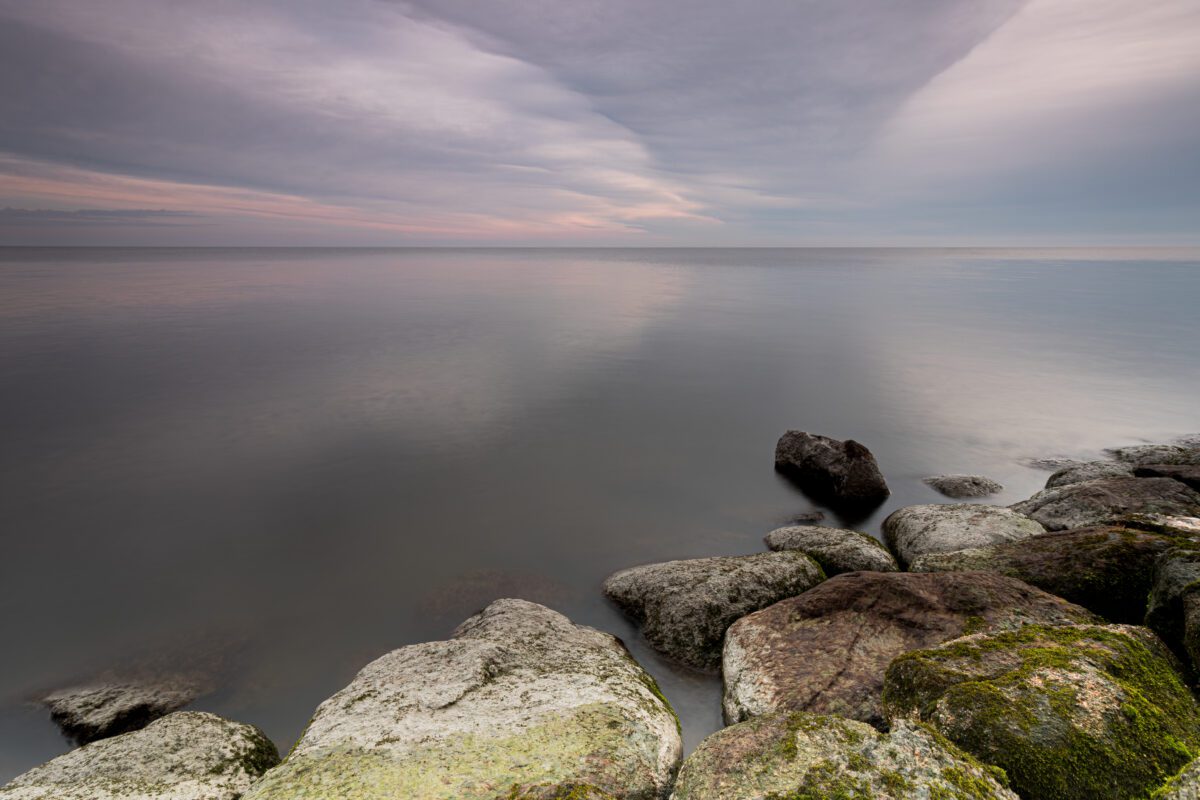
[774,431,889,504]
[1011,477,1200,531]
[721,571,1097,727]
[0,711,278,800]
[243,599,681,800]
[1138,464,1200,492]
[882,504,1044,568]
[763,525,898,575]
[41,677,202,745]
[1108,444,1200,466]
[1046,460,1135,488]
[923,474,1004,498]
[604,552,824,670]
[669,711,1016,800]
[884,624,1200,800]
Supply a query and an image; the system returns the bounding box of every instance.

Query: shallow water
[1,246,1198,778]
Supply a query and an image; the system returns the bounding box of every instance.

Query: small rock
[774,431,889,504]
[669,711,1017,800]
[785,510,825,524]
[923,474,1003,498]
[1137,464,1200,492]
[882,504,1044,568]
[42,677,202,745]
[1107,444,1200,466]
[1046,460,1135,488]
[763,525,898,574]
[1011,477,1200,531]
[1021,457,1082,471]
[603,552,824,670]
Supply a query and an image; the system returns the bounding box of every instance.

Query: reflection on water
[0,247,1197,778]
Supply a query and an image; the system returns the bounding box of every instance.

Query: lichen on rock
[882,504,1044,568]
[763,525,898,575]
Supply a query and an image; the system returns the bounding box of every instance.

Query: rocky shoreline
[4,431,1200,799]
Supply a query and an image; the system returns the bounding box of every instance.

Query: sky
[0,0,1198,246]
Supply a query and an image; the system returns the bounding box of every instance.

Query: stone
[1046,460,1134,488]
[1011,477,1200,531]
[1108,444,1200,466]
[882,504,1044,568]
[884,624,1200,800]
[923,474,1004,498]
[721,571,1097,728]
[0,711,278,800]
[243,599,681,800]
[1155,756,1200,799]
[41,677,202,745]
[774,431,889,503]
[1138,464,1200,492]
[669,711,1017,800]
[764,525,898,575]
[1145,529,1200,673]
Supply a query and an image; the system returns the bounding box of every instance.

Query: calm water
[1,246,1198,778]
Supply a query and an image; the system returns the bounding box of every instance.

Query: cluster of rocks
[5,431,1200,799]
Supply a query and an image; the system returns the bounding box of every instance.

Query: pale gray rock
[42,678,201,745]
[243,599,681,800]
[603,552,824,670]
[774,431,889,503]
[763,525,898,575]
[923,474,1003,498]
[0,711,278,800]
[882,503,1044,568]
[1046,460,1135,488]
[1011,477,1200,531]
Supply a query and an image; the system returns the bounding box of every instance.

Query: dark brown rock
[774,431,889,504]
[1136,464,1200,492]
[1010,477,1200,531]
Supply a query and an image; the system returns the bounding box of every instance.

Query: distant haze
[1,0,1198,246]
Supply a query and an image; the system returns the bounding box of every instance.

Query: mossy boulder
[1011,477,1200,531]
[603,552,824,670]
[243,599,681,800]
[882,504,1044,568]
[1154,756,1200,799]
[883,624,1200,800]
[669,711,1017,800]
[763,525,898,575]
[0,711,278,800]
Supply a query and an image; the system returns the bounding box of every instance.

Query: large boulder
[603,552,824,670]
[1138,464,1200,492]
[774,431,889,504]
[721,571,1097,728]
[0,711,278,800]
[243,599,682,800]
[763,525,898,575]
[882,504,1044,568]
[884,624,1200,800]
[1046,460,1134,488]
[669,711,1017,800]
[41,676,202,745]
[923,474,1003,498]
[1011,477,1200,531]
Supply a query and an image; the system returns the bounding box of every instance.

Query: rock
[1046,460,1135,488]
[1155,756,1200,799]
[882,504,1044,568]
[1108,444,1200,466]
[1138,464,1200,492]
[1011,477,1200,531]
[774,431,889,504]
[669,711,1017,800]
[243,599,681,800]
[1022,457,1083,471]
[1146,534,1200,673]
[884,624,1200,800]
[721,571,1097,728]
[923,474,1004,498]
[603,552,824,670]
[764,525,898,575]
[41,677,202,745]
[0,711,278,800]
[785,510,825,524]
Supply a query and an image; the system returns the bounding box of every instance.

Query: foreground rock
[0,711,278,800]
[884,624,1200,800]
[42,676,202,745]
[924,474,1003,498]
[882,504,1044,568]
[1046,460,1134,488]
[722,571,1096,727]
[603,552,824,670]
[774,431,889,503]
[244,599,681,800]
[1138,464,1200,492]
[763,525,898,575]
[669,711,1016,800]
[1011,477,1200,530]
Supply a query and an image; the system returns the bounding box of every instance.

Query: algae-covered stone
[722,571,1097,728]
[763,525,898,575]
[0,711,278,800]
[882,504,1044,568]
[1155,756,1200,799]
[1011,477,1200,531]
[603,552,824,670]
[669,711,1017,800]
[883,624,1200,800]
[924,474,1004,498]
[1046,460,1135,488]
[244,599,681,800]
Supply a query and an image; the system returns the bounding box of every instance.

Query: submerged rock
[1046,460,1135,488]
[923,474,1004,498]
[0,711,278,800]
[884,624,1200,800]
[243,599,681,800]
[774,431,889,504]
[882,504,1044,568]
[603,552,824,670]
[1011,477,1200,531]
[721,571,1096,727]
[669,711,1017,800]
[41,677,202,745]
[1138,464,1200,492]
[764,525,898,575]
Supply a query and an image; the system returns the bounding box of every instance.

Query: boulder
[0,711,278,800]
[1146,533,1200,673]
[669,711,1016,800]
[1046,460,1135,488]
[243,599,681,800]
[1011,477,1200,531]
[774,431,889,503]
[603,552,824,670]
[882,504,1044,568]
[41,677,201,745]
[1138,464,1200,492]
[763,525,898,575]
[923,474,1004,498]
[1108,444,1200,466]
[1155,756,1200,799]
[884,624,1200,800]
[721,571,1097,728]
